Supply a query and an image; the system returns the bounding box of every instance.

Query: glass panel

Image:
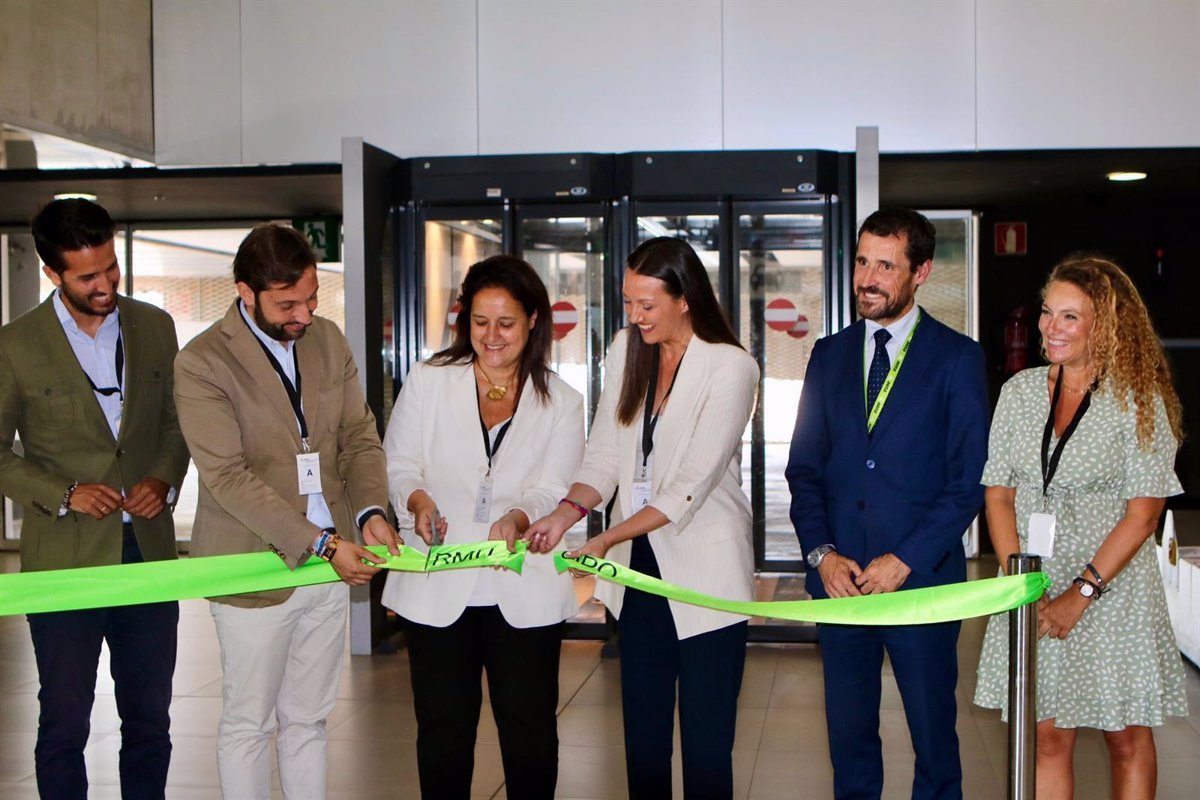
[920,213,975,338]
[635,215,720,296]
[738,212,826,565]
[421,219,504,359]
[521,215,605,552]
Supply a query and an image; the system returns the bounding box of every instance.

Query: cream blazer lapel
[220,303,305,452]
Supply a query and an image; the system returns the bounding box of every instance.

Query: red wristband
[559,498,589,521]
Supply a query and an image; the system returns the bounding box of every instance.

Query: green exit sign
[294,217,341,262]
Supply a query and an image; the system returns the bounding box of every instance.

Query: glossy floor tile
[1,554,1196,798]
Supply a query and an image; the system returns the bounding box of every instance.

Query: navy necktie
[866,328,893,411]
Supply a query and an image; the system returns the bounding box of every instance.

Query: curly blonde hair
[1043,256,1183,449]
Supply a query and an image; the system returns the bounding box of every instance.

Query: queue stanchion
[1006,553,1040,800]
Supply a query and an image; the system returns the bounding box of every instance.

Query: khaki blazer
[174,302,388,607]
[0,295,190,572]
[573,329,759,639]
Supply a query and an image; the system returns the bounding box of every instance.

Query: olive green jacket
[0,295,190,572]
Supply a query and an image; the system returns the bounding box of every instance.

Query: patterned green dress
[973,367,1188,729]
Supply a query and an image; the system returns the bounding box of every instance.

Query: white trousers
[210,582,348,800]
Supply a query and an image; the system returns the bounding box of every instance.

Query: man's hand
[329,539,385,586]
[362,514,401,555]
[69,482,125,520]
[817,552,864,597]
[123,477,171,519]
[855,553,911,595]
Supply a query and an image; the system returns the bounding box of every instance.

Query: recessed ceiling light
[1106,171,1147,182]
[53,192,98,201]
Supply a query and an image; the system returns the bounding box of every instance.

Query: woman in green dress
[974,255,1187,799]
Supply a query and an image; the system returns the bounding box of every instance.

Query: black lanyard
[641,348,684,468]
[1040,367,1091,498]
[242,311,309,447]
[85,325,124,399]
[475,375,520,474]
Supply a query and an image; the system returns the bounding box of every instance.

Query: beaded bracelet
[61,480,79,513]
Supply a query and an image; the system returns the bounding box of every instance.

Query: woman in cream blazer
[381,255,583,799]
[528,237,758,800]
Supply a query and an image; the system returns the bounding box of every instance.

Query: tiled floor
[1,556,1197,799]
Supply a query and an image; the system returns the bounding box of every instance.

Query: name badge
[474,475,494,524]
[631,480,652,516]
[1027,511,1056,558]
[296,452,322,495]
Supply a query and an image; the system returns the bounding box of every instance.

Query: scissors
[424,507,444,575]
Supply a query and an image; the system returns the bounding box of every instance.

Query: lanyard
[641,347,684,467]
[864,311,920,433]
[1040,367,1091,501]
[84,325,124,399]
[475,375,520,475]
[242,314,309,450]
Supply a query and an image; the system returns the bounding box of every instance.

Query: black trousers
[402,606,563,800]
[26,524,178,800]
[619,536,748,800]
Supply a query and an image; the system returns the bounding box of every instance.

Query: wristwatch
[1072,576,1098,599]
[807,544,837,569]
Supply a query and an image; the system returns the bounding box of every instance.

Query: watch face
[1077,581,1095,597]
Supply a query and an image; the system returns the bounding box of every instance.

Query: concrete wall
[1,0,154,160]
[152,0,1200,165]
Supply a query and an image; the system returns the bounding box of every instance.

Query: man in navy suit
[786,208,989,800]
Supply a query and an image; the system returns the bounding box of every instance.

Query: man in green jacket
[0,199,190,799]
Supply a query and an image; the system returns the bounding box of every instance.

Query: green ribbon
[1,538,1047,623]
[0,541,526,616]
[554,552,1048,625]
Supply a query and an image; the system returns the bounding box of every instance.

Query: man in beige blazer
[0,198,190,799]
[174,223,396,800]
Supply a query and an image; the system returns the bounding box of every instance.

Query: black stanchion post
[1007,553,1040,800]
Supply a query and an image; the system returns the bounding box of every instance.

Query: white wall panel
[723,0,976,152]
[239,0,477,164]
[977,0,1200,149]
[477,0,723,154]
[153,0,242,165]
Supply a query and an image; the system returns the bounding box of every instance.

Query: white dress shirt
[863,302,921,374]
[54,291,132,521]
[238,301,337,532]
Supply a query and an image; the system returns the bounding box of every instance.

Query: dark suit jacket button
[857,500,865,510]
[116,449,125,457]
[866,459,876,469]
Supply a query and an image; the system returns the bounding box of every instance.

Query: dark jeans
[819,621,962,800]
[26,524,178,800]
[619,535,747,800]
[402,606,563,800]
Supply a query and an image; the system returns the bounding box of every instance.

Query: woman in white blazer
[381,255,583,799]
[527,237,758,800]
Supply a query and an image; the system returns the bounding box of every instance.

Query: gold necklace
[475,363,511,401]
[1056,366,1094,395]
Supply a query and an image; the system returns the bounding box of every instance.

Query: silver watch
[807,544,837,569]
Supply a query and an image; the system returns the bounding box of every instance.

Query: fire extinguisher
[1003,306,1029,376]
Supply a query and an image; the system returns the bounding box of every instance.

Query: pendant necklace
[476,363,510,401]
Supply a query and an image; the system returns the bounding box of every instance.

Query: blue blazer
[786,309,989,599]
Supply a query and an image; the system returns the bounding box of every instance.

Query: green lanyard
[864,311,920,433]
